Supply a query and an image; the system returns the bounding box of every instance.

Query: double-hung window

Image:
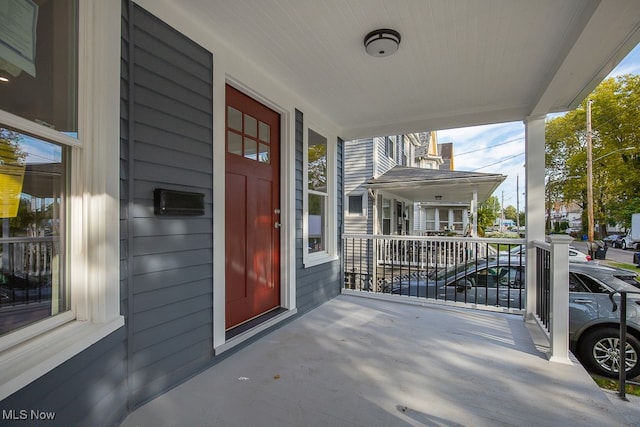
[385,136,395,159]
[1,0,77,337]
[0,0,123,400]
[304,127,336,266]
[347,194,365,216]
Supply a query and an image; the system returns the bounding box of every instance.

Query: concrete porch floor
[121,294,640,427]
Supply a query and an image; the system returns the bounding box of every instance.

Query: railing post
[372,237,378,291]
[547,234,573,364]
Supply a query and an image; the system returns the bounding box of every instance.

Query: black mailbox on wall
[154,188,205,216]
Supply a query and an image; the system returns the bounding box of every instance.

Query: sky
[437,42,640,211]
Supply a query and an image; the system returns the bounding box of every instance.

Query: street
[571,240,640,266]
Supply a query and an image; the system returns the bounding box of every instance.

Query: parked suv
[392,260,640,378]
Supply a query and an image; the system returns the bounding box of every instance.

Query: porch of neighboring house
[121,293,639,427]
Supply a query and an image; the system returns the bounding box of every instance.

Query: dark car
[392,260,640,378]
[0,271,52,304]
[603,234,621,247]
[391,259,525,308]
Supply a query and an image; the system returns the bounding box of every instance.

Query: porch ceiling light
[435,195,443,200]
[364,29,401,57]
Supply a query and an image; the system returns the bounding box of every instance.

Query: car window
[504,267,524,288]
[569,273,589,292]
[474,268,499,288]
[614,274,640,288]
[570,272,609,293]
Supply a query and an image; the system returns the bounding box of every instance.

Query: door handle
[274,222,281,229]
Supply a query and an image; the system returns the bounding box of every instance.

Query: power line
[455,137,524,157]
[471,152,525,171]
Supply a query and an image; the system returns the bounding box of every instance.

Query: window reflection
[0,127,68,335]
[0,0,78,134]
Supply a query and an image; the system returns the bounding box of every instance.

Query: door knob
[274,222,282,229]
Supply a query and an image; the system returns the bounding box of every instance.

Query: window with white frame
[0,0,77,337]
[385,136,395,159]
[382,198,391,235]
[347,193,364,216]
[304,127,336,265]
[0,0,123,398]
[425,208,436,231]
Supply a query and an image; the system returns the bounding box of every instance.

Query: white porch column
[524,115,546,320]
[548,234,573,364]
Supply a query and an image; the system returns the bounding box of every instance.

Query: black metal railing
[343,234,526,311]
[535,245,551,330]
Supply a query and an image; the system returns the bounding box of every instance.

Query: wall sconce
[364,29,401,57]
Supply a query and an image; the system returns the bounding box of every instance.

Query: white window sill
[0,315,124,401]
[304,254,339,268]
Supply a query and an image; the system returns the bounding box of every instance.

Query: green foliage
[545,75,640,234]
[503,205,517,221]
[308,143,327,191]
[477,196,500,234]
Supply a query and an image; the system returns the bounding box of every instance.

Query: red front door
[225,85,281,329]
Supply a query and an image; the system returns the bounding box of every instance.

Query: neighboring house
[0,1,637,426]
[344,133,422,236]
[345,132,506,237]
[549,201,583,230]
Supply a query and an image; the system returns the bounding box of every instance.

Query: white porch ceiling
[175,0,640,140]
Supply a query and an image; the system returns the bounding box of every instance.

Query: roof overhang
[366,166,506,204]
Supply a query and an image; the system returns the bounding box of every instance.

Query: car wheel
[622,241,627,250]
[578,328,640,379]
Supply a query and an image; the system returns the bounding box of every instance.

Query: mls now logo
[2,409,56,420]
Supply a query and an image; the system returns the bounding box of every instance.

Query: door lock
[274,222,282,229]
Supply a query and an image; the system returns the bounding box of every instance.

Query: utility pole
[586,99,594,243]
[501,191,504,231]
[516,175,520,230]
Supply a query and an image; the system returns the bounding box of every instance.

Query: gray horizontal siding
[0,328,128,427]
[124,3,214,409]
[344,139,372,193]
[344,138,374,235]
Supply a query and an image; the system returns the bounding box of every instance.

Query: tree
[477,196,500,234]
[503,205,518,221]
[0,128,27,222]
[545,74,640,236]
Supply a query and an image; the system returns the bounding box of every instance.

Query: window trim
[0,0,123,401]
[385,136,395,159]
[303,124,337,267]
[346,192,366,217]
